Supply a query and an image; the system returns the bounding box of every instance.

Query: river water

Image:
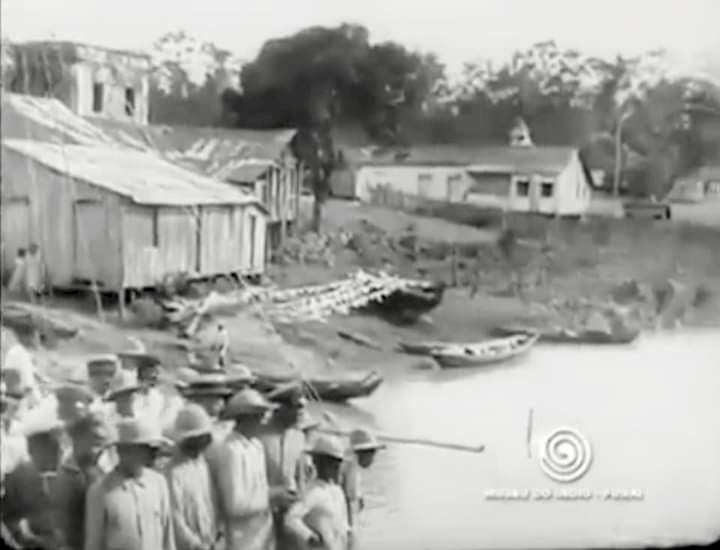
[314,329,720,550]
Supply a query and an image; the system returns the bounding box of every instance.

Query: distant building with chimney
[7,41,151,124]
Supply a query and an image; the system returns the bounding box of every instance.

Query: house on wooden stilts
[1,139,268,312]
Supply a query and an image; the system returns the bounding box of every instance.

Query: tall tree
[149,30,244,126]
[221,23,444,230]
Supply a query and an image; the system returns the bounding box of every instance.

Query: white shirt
[285,479,350,549]
[207,432,270,518]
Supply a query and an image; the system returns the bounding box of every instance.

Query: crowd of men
[0,342,385,550]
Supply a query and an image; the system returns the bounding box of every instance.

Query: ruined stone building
[7,41,151,124]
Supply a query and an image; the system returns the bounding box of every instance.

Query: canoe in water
[490,326,640,345]
[431,333,539,369]
[254,371,383,403]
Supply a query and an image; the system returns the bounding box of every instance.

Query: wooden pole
[526,408,534,459]
[317,428,485,454]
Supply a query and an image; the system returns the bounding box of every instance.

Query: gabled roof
[2,139,262,207]
[347,144,577,174]
[1,93,297,177]
[466,146,576,175]
[90,118,296,177]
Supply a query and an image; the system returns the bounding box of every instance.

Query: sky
[3,0,720,76]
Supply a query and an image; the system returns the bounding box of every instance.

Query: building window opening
[516,179,530,197]
[92,83,104,113]
[541,182,554,198]
[125,87,136,116]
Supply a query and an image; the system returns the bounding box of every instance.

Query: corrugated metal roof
[2,139,261,207]
[222,162,273,183]
[1,93,121,146]
[1,93,297,177]
[349,144,576,174]
[91,119,296,177]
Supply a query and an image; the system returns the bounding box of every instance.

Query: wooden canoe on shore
[397,341,449,356]
[490,326,640,345]
[430,332,539,369]
[253,371,383,403]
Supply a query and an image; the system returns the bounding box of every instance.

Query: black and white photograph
[1,0,719,548]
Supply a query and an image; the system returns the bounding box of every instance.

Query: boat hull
[431,333,539,369]
[254,371,383,403]
[490,326,640,345]
[397,341,447,356]
[364,281,445,326]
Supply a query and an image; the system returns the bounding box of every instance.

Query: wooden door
[73,201,109,283]
[1,198,31,276]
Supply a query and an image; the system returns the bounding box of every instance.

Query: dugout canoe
[253,371,383,403]
[430,332,539,369]
[490,326,640,345]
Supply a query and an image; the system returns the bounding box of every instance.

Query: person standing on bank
[260,382,313,547]
[83,418,176,550]
[206,388,277,550]
[52,412,117,550]
[165,404,221,550]
[340,429,386,533]
[24,243,46,304]
[284,436,350,550]
[85,356,119,412]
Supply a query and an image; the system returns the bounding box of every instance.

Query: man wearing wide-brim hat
[260,381,316,547]
[84,418,175,550]
[2,401,66,549]
[163,404,220,550]
[179,371,233,417]
[341,429,386,533]
[285,435,350,550]
[206,388,277,550]
[85,354,119,404]
[104,381,142,419]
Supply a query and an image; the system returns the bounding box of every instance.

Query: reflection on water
[315,330,720,549]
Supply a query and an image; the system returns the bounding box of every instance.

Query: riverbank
[5,198,718,385]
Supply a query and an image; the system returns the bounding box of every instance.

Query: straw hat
[113,418,170,448]
[349,428,386,452]
[104,383,141,402]
[116,351,162,371]
[306,435,346,461]
[18,400,64,438]
[221,388,277,420]
[266,381,308,408]
[86,355,120,375]
[226,364,258,389]
[169,404,213,443]
[179,371,234,398]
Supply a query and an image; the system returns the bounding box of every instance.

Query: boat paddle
[317,411,485,454]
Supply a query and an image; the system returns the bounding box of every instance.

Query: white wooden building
[352,145,593,216]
